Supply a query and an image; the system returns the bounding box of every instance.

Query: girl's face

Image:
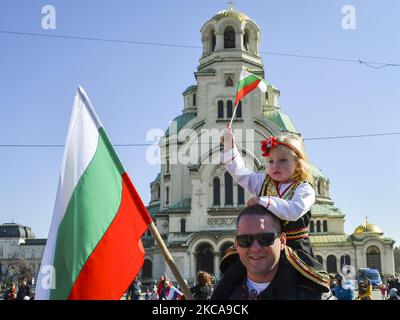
[266,146,297,183]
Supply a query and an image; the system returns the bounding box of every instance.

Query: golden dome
[212,8,249,22]
[353,219,383,235]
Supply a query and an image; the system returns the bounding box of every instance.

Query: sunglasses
[235,232,280,248]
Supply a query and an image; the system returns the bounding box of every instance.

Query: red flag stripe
[234,79,261,106]
[67,173,151,300]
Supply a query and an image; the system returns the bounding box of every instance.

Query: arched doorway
[316,255,323,266]
[327,255,337,273]
[196,243,214,275]
[366,246,382,271]
[141,259,152,279]
[340,255,351,271]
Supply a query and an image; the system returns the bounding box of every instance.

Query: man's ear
[280,232,286,249]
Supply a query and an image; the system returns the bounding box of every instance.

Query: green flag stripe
[236,74,261,92]
[50,129,123,299]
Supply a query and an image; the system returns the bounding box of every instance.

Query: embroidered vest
[258,176,311,242]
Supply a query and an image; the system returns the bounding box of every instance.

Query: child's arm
[221,129,265,195]
[257,183,315,221]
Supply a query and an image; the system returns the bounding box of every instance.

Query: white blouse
[221,146,315,221]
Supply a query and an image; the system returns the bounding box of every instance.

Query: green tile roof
[146,204,160,215]
[165,113,197,136]
[310,234,350,244]
[169,198,192,210]
[262,110,298,133]
[311,163,328,180]
[183,85,197,94]
[312,203,344,216]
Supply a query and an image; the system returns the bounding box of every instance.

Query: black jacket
[16,285,31,300]
[212,250,323,300]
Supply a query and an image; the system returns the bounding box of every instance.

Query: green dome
[165,113,197,137]
[263,110,298,133]
[311,163,328,180]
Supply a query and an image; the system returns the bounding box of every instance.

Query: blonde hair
[267,132,314,185]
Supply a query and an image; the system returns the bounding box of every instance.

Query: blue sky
[0,0,399,244]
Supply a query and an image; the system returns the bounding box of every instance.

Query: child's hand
[247,197,260,207]
[221,127,235,152]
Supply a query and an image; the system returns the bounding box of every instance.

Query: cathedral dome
[352,220,383,235]
[211,8,249,22]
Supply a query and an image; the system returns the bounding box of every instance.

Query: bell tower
[199,6,263,71]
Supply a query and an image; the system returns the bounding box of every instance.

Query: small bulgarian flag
[36,86,152,300]
[234,70,268,106]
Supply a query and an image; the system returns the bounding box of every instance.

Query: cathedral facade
[143,7,396,283]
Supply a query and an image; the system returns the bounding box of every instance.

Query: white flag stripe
[36,87,101,299]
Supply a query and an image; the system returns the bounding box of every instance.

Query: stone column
[213,252,220,279]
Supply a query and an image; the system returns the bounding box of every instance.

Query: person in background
[379,284,387,300]
[332,273,354,300]
[6,282,17,300]
[190,271,214,300]
[388,288,399,300]
[16,278,31,300]
[357,277,372,300]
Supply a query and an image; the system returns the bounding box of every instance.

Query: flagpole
[228,102,239,129]
[148,222,194,300]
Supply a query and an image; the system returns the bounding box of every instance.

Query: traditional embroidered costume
[219,139,330,292]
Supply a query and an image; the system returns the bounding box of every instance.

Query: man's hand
[221,127,235,152]
[247,197,260,207]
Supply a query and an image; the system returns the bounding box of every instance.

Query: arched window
[340,255,351,271]
[323,220,328,233]
[327,255,337,273]
[316,221,321,233]
[224,172,233,205]
[213,177,220,206]
[238,185,245,205]
[157,185,160,199]
[218,100,224,118]
[193,93,196,106]
[243,30,249,51]
[165,187,169,206]
[180,219,186,233]
[316,255,323,265]
[236,101,242,118]
[224,27,235,48]
[141,259,153,279]
[318,180,322,195]
[366,246,382,271]
[166,159,170,173]
[227,100,233,118]
[196,243,214,275]
[210,30,216,52]
[226,76,233,87]
[310,221,315,233]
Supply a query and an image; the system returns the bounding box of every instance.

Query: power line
[1,30,399,68]
[1,132,399,148]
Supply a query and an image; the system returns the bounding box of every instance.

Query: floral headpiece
[260,136,303,159]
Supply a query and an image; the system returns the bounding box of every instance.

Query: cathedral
[142,7,396,283]
[1,7,395,287]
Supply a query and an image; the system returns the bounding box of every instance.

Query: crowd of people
[126,271,215,300]
[1,278,33,300]
[328,273,400,300]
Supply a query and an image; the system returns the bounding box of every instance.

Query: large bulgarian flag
[36,86,152,300]
[234,70,268,106]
